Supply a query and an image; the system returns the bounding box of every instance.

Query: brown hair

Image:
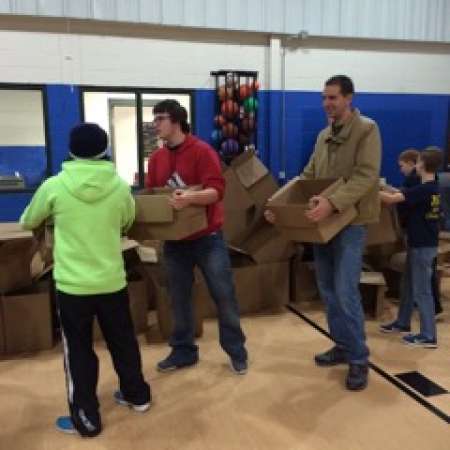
[419,147,444,173]
[398,148,419,164]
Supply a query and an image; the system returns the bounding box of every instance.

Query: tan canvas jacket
[301,108,382,225]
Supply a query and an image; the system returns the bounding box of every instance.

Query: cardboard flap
[267,178,343,228]
[223,168,254,211]
[0,222,32,241]
[360,271,386,286]
[267,177,302,205]
[234,155,269,189]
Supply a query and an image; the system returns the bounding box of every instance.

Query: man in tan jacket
[266,75,381,390]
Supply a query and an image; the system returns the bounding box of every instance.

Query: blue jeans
[397,247,437,341]
[313,225,369,364]
[163,232,247,362]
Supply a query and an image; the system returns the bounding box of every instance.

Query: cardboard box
[128,188,208,241]
[290,259,319,303]
[229,220,295,264]
[0,305,5,354]
[0,222,32,241]
[0,236,36,295]
[360,271,387,319]
[1,281,53,354]
[195,254,290,318]
[267,178,357,243]
[153,283,203,340]
[139,262,203,341]
[366,204,402,247]
[93,279,149,341]
[222,167,256,244]
[230,150,279,210]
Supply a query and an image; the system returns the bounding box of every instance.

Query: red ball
[222,122,238,138]
[249,80,260,92]
[241,116,255,132]
[239,84,251,100]
[221,100,239,119]
[218,85,234,101]
[214,114,227,127]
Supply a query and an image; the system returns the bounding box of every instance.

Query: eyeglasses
[153,114,171,123]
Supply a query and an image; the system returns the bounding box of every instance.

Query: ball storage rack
[210,70,259,165]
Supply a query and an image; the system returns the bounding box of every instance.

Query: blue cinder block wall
[1,84,449,221]
[196,89,450,187]
[0,85,81,221]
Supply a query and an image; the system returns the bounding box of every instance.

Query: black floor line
[286,304,450,425]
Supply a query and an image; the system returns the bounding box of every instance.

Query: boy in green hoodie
[20,123,151,438]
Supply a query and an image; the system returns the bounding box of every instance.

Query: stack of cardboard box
[0,223,53,355]
[196,151,296,317]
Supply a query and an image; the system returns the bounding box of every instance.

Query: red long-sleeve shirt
[145,134,225,240]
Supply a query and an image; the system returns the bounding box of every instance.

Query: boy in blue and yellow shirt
[379,147,443,348]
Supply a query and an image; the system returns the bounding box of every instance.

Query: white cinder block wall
[0,28,449,94]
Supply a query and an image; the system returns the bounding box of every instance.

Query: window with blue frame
[0,87,48,191]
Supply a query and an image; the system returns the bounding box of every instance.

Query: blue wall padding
[0,192,34,222]
[195,89,450,186]
[0,146,47,187]
[1,84,449,222]
[46,84,81,173]
[0,85,81,221]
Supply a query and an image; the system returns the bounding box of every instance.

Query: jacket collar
[325,108,360,144]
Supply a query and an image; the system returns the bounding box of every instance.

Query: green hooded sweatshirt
[20,160,135,295]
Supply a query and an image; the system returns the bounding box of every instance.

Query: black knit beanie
[69,123,108,159]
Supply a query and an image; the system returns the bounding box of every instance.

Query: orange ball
[222,122,238,138]
[241,116,255,132]
[239,84,251,100]
[221,100,239,119]
[218,85,234,101]
[214,114,227,127]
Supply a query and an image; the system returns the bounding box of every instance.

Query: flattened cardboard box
[1,283,53,354]
[128,188,207,241]
[366,204,402,247]
[267,178,357,243]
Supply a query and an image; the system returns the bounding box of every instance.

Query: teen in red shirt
[146,100,248,374]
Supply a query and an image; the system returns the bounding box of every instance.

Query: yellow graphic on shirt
[426,194,441,220]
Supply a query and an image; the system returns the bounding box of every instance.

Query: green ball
[243,97,258,113]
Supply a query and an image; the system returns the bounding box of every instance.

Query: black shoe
[314,346,348,367]
[157,350,198,373]
[346,364,369,391]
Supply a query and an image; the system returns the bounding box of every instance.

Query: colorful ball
[241,116,255,132]
[214,114,227,127]
[221,100,239,119]
[211,129,223,144]
[243,97,258,113]
[239,84,252,100]
[222,122,238,139]
[238,133,251,146]
[250,80,260,92]
[218,85,234,101]
[220,138,239,156]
